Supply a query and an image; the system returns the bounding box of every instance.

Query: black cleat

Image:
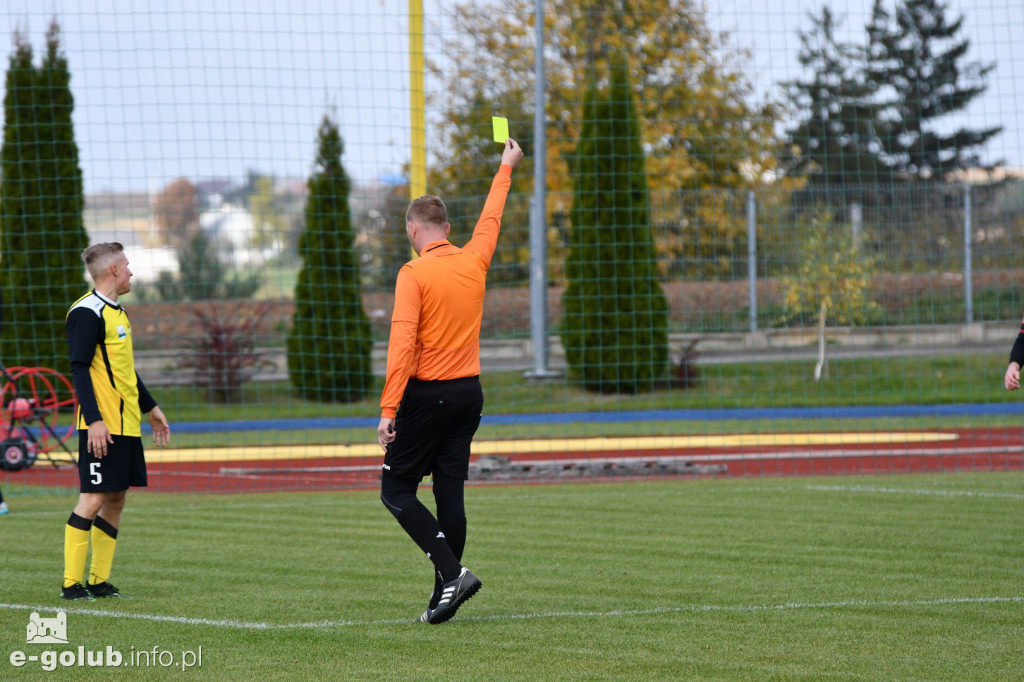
[87,581,125,598]
[61,583,96,601]
[425,568,481,625]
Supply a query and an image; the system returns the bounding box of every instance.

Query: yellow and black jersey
[66,290,156,436]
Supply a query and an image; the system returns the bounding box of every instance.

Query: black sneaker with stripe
[425,568,481,625]
[418,587,439,623]
[87,581,124,598]
[60,583,96,601]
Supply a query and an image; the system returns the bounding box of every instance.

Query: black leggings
[380,470,465,521]
[380,470,468,581]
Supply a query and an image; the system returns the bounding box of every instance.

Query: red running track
[5,428,1022,494]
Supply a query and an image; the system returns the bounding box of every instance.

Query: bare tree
[152,177,199,247]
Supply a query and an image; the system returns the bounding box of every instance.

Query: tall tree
[561,56,668,393]
[781,7,890,187]
[353,182,410,290]
[150,229,262,302]
[152,177,199,247]
[248,174,286,250]
[866,0,1001,179]
[781,205,879,381]
[0,21,89,370]
[429,89,533,285]
[286,115,373,402]
[431,0,783,278]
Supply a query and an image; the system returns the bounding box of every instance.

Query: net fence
[0,0,1022,494]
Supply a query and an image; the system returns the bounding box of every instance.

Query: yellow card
[492,116,509,143]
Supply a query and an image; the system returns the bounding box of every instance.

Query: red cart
[0,365,78,471]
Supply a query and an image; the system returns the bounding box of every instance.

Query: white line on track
[2,596,1021,631]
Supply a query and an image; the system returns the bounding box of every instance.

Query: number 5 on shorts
[90,462,102,485]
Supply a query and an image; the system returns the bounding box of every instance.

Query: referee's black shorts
[383,376,484,481]
[78,432,148,492]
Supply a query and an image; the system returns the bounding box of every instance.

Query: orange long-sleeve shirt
[379,164,513,418]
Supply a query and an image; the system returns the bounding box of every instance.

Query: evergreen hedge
[286,115,373,401]
[0,23,89,371]
[561,56,669,393]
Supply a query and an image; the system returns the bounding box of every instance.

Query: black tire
[0,438,32,471]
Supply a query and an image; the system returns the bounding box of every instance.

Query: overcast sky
[704,0,1021,169]
[0,0,1019,195]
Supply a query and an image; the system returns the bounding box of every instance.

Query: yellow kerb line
[144,431,958,464]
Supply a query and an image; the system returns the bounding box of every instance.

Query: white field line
[1,596,1021,631]
[5,478,1021,519]
[806,484,1024,499]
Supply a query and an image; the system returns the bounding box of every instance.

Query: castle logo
[26,612,68,645]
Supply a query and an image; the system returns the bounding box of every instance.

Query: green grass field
[2,473,1022,680]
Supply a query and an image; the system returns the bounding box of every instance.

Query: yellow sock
[88,516,119,586]
[63,514,93,588]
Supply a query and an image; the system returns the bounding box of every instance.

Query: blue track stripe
[146,402,1024,434]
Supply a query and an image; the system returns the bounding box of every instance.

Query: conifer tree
[561,56,668,393]
[286,115,373,401]
[0,21,89,370]
[782,7,890,187]
[866,0,1001,178]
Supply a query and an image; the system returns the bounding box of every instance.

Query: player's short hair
[81,242,125,280]
[406,195,447,226]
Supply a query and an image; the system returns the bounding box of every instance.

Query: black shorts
[383,376,484,481]
[78,432,147,492]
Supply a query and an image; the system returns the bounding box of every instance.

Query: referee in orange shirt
[377,138,524,624]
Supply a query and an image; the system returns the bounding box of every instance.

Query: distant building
[199,202,268,266]
[949,166,1024,185]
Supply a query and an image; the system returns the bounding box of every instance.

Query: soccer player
[377,138,524,624]
[61,243,170,601]
[1005,313,1024,391]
